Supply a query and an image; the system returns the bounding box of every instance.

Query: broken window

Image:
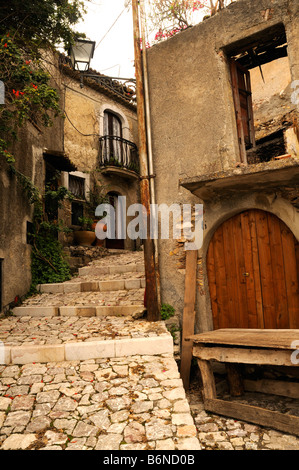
[227,24,297,164]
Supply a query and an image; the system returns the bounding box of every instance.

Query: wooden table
[189,329,299,436]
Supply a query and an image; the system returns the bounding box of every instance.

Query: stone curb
[36,278,146,294]
[0,335,174,365]
[13,305,145,318]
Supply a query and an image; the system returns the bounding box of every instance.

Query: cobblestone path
[0,250,298,450]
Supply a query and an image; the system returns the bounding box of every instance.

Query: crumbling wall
[147,0,299,330]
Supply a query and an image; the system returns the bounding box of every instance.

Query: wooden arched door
[207,210,299,329]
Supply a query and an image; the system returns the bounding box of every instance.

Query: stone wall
[146,0,299,331]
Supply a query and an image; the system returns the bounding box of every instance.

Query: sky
[74,0,136,79]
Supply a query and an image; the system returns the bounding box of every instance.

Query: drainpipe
[139,0,161,307]
[132,0,160,321]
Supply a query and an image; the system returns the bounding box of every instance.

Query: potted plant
[73,216,96,246]
[85,180,109,247]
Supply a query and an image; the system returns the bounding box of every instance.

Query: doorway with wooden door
[207,209,299,329]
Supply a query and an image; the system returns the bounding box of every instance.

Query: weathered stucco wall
[62,73,140,251]
[147,0,299,331]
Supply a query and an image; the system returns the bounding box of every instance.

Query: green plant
[77,216,94,231]
[85,179,109,220]
[160,303,176,320]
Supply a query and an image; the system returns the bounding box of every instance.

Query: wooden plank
[267,213,289,328]
[189,328,299,350]
[197,359,217,400]
[240,211,258,328]
[232,214,248,328]
[193,345,293,367]
[222,217,239,328]
[180,249,198,389]
[244,379,299,399]
[204,398,299,437]
[280,220,299,328]
[248,210,264,328]
[245,70,256,149]
[213,224,229,329]
[206,239,219,330]
[255,210,276,328]
[230,59,247,164]
[226,364,244,397]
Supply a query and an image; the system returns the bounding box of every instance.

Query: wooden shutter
[230,59,255,163]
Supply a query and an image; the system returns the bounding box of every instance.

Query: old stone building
[146,0,299,333]
[60,58,140,252]
[0,53,139,314]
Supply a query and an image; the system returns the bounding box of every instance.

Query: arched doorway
[207,209,299,329]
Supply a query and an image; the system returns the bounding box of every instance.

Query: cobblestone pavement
[0,354,201,450]
[21,290,144,308]
[0,250,298,450]
[0,316,169,347]
[186,378,299,451]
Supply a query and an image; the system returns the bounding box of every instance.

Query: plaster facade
[147,0,299,332]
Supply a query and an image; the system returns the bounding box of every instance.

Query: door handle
[242,272,250,277]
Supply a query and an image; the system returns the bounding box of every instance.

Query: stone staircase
[0,250,202,451]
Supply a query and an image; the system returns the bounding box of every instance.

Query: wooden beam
[205,398,299,437]
[197,359,217,400]
[180,249,198,389]
[193,345,293,367]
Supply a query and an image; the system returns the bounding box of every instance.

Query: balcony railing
[99,136,139,174]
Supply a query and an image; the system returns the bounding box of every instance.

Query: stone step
[78,262,144,277]
[37,278,146,294]
[0,335,173,365]
[13,304,145,318]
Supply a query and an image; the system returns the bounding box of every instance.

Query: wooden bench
[189,328,299,436]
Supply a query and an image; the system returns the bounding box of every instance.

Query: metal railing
[99,136,139,174]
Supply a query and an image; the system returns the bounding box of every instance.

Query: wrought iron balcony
[99,136,139,179]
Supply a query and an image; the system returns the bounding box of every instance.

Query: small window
[71,201,84,226]
[69,175,85,200]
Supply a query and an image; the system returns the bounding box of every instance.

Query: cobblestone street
[0,251,298,451]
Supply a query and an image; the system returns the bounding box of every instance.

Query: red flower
[4,43,7,48]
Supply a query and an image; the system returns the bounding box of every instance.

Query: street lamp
[68,38,136,103]
[69,39,96,72]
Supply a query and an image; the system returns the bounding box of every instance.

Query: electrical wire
[95,7,127,50]
[64,108,99,137]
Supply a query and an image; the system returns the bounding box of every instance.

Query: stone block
[63,283,82,293]
[140,278,146,288]
[80,281,100,292]
[13,306,59,317]
[124,279,141,290]
[0,343,11,365]
[76,307,96,317]
[59,306,77,316]
[99,280,125,292]
[115,336,173,357]
[11,344,65,365]
[109,264,136,274]
[39,284,64,294]
[136,263,145,272]
[96,305,145,317]
[65,340,115,361]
